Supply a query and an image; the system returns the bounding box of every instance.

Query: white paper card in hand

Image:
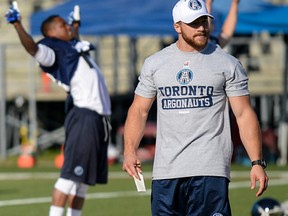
[133,172,146,192]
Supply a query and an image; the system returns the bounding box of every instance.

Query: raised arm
[205,0,213,13]
[13,22,39,56]
[229,95,268,197]
[218,0,240,48]
[5,1,38,56]
[68,5,81,40]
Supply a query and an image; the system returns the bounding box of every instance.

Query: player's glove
[5,1,21,24]
[68,5,80,26]
[75,41,95,53]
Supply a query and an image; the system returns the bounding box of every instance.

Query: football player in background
[5,2,111,216]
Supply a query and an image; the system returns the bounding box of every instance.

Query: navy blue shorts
[61,106,109,186]
[151,176,231,216]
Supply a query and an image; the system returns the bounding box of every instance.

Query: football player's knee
[54,178,75,195]
[70,182,88,198]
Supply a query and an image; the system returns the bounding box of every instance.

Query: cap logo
[189,0,202,10]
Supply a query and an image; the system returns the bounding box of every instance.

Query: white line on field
[0,170,287,180]
[0,178,287,207]
[0,190,151,207]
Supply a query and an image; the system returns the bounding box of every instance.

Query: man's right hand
[5,1,21,24]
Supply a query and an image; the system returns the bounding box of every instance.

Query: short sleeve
[35,44,55,67]
[135,59,157,98]
[225,61,250,97]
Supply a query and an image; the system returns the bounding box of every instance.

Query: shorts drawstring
[102,116,111,142]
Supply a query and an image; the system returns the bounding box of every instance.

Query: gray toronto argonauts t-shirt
[135,42,249,180]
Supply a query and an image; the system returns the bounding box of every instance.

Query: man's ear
[174,22,181,34]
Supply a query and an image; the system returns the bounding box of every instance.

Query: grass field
[0,150,287,216]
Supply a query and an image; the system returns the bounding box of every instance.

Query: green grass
[0,151,287,216]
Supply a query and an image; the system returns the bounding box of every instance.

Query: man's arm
[229,95,268,197]
[218,0,240,48]
[71,22,80,40]
[122,94,155,179]
[12,21,38,56]
[205,0,213,13]
[12,21,55,67]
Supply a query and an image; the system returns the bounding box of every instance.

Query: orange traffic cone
[42,73,51,92]
[54,145,64,169]
[17,145,36,168]
[17,154,36,168]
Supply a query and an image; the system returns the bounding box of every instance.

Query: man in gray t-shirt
[122,0,268,215]
[136,41,249,181]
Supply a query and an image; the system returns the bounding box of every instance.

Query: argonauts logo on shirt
[176,60,193,85]
[176,68,193,85]
[159,61,214,110]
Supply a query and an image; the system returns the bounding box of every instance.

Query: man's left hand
[250,165,269,197]
[68,5,81,26]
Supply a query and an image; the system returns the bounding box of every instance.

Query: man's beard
[182,31,209,50]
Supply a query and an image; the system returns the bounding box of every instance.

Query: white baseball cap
[173,0,214,24]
